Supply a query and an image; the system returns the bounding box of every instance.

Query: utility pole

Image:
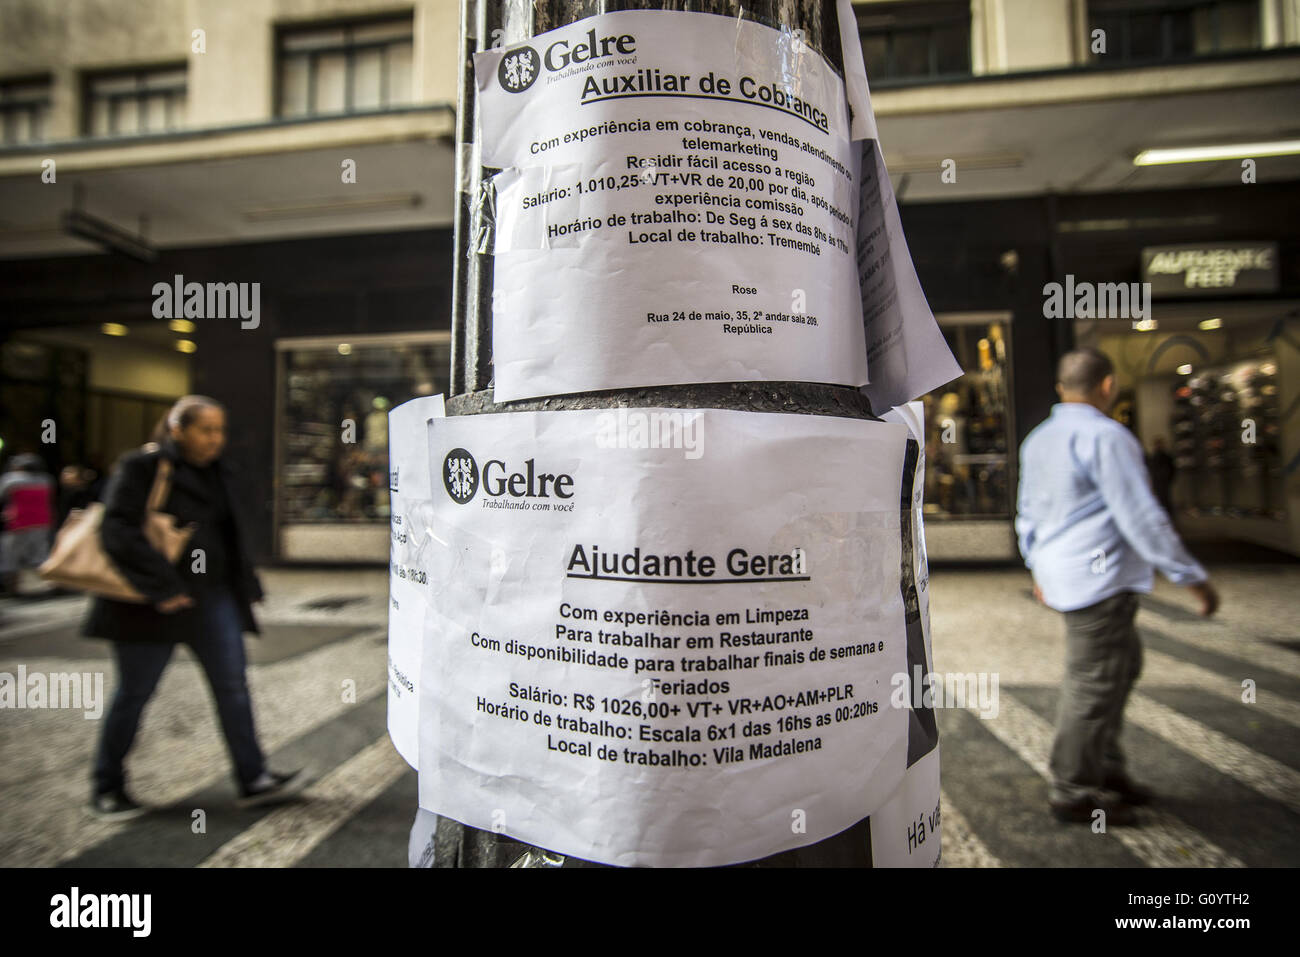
[425,0,937,867]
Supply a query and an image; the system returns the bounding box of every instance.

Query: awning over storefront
[0,107,456,259]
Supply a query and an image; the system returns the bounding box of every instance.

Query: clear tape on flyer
[470,169,498,258]
[456,140,475,199]
[509,848,566,868]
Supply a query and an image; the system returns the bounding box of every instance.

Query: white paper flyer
[476,10,868,401]
[475,8,959,407]
[386,393,445,769]
[416,407,922,866]
[835,0,962,409]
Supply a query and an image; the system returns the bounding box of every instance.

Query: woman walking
[85,395,308,820]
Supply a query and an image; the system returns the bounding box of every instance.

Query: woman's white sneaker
[88,789,150,822]
[235,768,311,809]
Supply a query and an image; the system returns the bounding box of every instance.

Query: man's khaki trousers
[1050,590,1143,805]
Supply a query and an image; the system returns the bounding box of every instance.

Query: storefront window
[276,335,449,527]
[1172,355,1282,518]
[1078,306,1294,555]
[920,318,1013,519]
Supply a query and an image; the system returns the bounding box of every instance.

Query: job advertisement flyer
[872,401,942,866]
[416,408,918,867]
[834,0,962,410]
[387,394,445,769]
[870,745,942,866]
[475,11,869,402]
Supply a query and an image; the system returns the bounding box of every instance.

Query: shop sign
[1141,242,1278,297]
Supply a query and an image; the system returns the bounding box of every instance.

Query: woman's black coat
[83,440,264,644]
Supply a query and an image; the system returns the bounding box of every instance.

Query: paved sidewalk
[1,559,1296,867]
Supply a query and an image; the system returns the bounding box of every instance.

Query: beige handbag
[39,450,196,603]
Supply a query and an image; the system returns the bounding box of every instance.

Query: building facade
[0,0,459,561]
[855,0,1300,557]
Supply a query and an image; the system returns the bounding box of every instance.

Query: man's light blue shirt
[1015,403,1207,612]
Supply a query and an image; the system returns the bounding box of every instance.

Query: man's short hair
[1057,348,1114,395]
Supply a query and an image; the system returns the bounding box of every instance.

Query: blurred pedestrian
[1015,349,1218,826]
[57,464,96,526]
[1147,437,1175,516]
[83,395,309,820]
[0,452,55,594]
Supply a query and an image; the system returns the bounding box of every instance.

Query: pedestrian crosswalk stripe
[1127,693,1300,815]
[197,735,408,868]
[1100,806,1246,868]
[0,610,86,642]
[13,630,389,868]
[968,693,1246,868]
[1140,614,1300,680]
[1140,647,1300,728]
[938,788,1003,868]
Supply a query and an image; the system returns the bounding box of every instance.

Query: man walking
[1015,349,1218,825]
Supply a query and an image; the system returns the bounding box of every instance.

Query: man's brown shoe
[1104,776,1156,806]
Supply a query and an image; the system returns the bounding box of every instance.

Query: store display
[277,340,451,526]
[922,320,1012,519]
[1168,356,1282,518]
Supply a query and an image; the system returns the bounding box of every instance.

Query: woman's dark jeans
[93,587,265,796]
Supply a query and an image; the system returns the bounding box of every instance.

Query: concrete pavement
[1,558,1296,867]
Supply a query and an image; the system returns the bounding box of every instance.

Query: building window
[1087,0,1261,64]
[277,16,414,118]
[84,66,187,137]
[0,77,51,146]
[856,1,972,85]
[921,318,1013,520]
[275,334,450,558]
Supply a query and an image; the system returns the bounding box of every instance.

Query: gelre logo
[443,449,479,504]
[497,30,638,93]
[498,46,540,92]
[442,448,576,506]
